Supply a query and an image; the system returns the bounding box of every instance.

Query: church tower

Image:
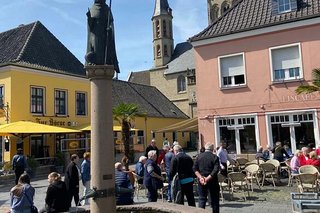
[207,0,235,25]
[152,0,174,67]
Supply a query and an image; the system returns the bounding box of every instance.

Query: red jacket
[299,155,308,166]
[306,159,320,167]
[157,150,166,165]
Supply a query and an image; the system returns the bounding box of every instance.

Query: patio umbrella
[0,121,80,135]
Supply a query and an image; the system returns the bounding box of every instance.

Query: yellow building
[0,21,190,164]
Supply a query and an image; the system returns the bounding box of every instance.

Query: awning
[0,121,80,135]
[154,118,198,133]
[76,124,139,131]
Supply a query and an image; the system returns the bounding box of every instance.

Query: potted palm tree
[54,151,65,174]
[27,157,39,178]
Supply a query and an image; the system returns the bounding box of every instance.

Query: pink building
[190,0,320,155]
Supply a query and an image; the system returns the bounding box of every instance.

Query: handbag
[24,191,38,213]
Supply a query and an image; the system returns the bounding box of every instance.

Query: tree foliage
[296,68,320,94]
[112,103,144,170]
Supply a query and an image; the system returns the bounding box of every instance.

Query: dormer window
[278,0,291,13]
[272,0,297,15]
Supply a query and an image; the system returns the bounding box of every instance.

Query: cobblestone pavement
[0,176,295,213]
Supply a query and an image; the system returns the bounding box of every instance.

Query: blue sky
[0,0,207,80]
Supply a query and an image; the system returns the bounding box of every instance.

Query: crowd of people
[125,139,221,213]
[9,152,91,213]
[255,142,320,175]
[9,138,320,213]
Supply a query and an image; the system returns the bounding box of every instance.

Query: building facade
[191,0,320,155]
[0,21,189,163]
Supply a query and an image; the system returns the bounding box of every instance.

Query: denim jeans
[166,172,172,201]
[11,209,31,213]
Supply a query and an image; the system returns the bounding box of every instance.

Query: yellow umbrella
[0,121,80,134]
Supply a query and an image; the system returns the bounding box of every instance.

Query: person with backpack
[12,149,28,185]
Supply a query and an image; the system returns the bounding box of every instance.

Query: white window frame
[269,43,303,83]
[278,0,291,13]
[218,52,246,89]
[265,109,319,153]
[214,113,260,154]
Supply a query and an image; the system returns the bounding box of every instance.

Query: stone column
[86,65,116,213]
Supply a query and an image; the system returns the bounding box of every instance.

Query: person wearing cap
[12,148,28,185]
[145,139,159,160]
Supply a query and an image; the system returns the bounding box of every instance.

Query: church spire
[153,0,172,17]
[152,0,174,67]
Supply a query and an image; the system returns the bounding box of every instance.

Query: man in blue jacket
[81,152,91,205]
[12,148,27,185]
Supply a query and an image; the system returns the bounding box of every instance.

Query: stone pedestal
[86,65,116,213]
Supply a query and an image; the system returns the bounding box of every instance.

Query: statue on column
[85,0,120,73]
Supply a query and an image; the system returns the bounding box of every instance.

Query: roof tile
[190,0,320,42]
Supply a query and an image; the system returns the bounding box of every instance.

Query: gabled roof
[0,21,85,76]
[165,42,195,75]
[190,0,320,42]
[127,71,150,86]
[113,80,188,119]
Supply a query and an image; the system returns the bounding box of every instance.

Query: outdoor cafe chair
[266,159,281,180]
[236,158,249,170]
[259,163,277,187]
[299,165,319,175]
[228,172,250,201]
[159,182,169,202]
[218,173,230,202]
[132,172,146,200]
[296,173,318,193]
[284,159,299,187]
[227,159,237,172]
[244,164,261,191]
[266,159,280,168]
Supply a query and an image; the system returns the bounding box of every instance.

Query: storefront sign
[281,93,320,103]
[35,118,66,126]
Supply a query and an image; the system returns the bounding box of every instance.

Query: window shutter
[272,46,300,70]
[271,0,279,15]
[220,55,244,77]
[290,0,298,11]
